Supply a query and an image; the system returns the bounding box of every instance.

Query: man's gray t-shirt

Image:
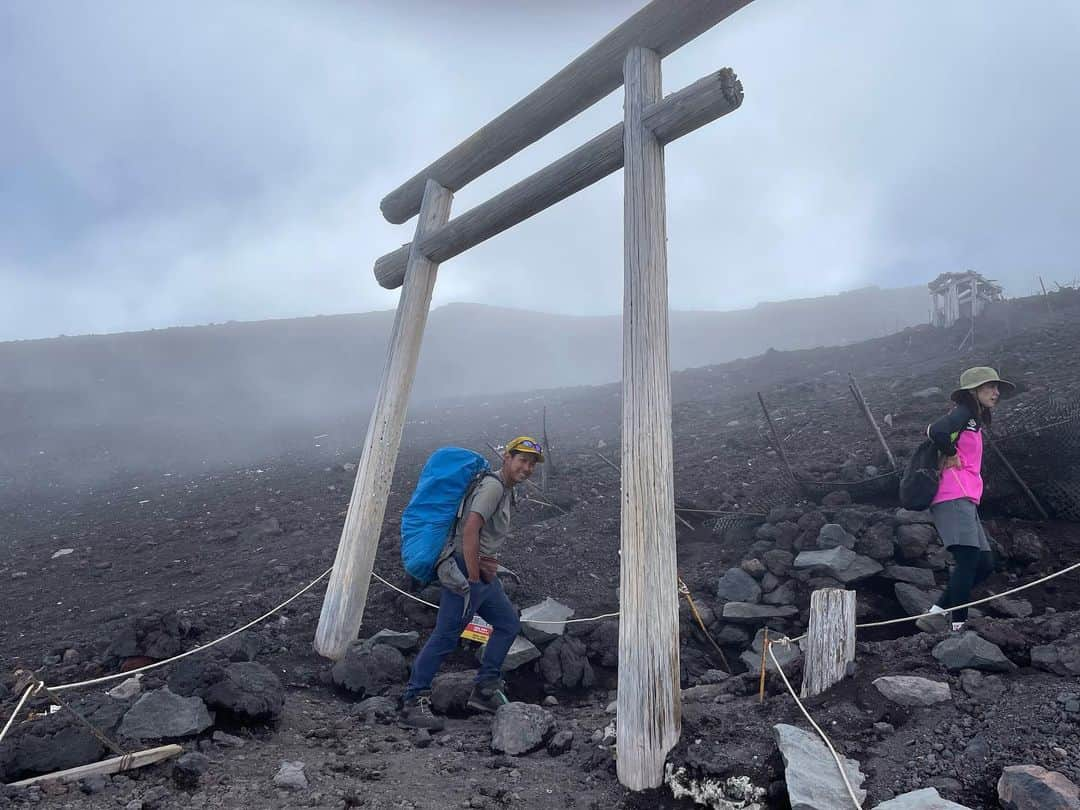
[451,475,511,558]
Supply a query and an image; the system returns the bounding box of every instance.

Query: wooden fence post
[313,179,453,660]
[617,45,681,791]
[801,588,856,698]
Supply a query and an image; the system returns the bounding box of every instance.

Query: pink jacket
[932,427,984,505]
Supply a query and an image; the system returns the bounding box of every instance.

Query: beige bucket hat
[950,366,1016,403]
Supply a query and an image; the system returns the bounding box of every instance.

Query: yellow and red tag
[460,616,492,643]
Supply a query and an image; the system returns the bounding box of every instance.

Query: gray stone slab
[873,676,952,707]
[520,597,575,644]
[721,602,799,624]
[774,723,866,810]
[873,787,973,809]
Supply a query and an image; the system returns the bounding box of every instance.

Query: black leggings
[939,546,995,621]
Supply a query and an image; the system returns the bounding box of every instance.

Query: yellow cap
[505,436,544,462]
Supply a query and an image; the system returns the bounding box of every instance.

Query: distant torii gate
[315,0,750,789]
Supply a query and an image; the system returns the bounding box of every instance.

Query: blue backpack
[401,447,496,585]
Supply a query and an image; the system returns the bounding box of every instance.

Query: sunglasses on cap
[510,439,542,453]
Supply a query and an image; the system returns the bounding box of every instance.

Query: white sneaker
[915,604,951,633]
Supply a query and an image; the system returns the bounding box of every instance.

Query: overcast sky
[3,1,1078,342]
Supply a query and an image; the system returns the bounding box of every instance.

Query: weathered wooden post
[617,45,681,790]
[314,179,452,660]
[801,588,856,698]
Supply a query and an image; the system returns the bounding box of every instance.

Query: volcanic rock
[203,662,284,721]
[716,567,762,604]
[932,632,1016,672]
[491,702,556,756]
[539,636,595,690]
[330,642,407,696]
[873,676,951,707]
[997,764,1079,810]
[118,687,213,740]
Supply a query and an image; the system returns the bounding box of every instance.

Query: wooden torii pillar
[315,0,752,790]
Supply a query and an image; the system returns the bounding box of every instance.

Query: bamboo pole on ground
[757,392,797,481]
[985,434,1050,520]
[314,179,453,660]
[801,588,856,698]
[847,374,898,470]
[617,45,680,791]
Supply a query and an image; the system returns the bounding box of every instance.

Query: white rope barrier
[50,567,334,693]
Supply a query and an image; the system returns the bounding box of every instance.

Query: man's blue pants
[404,561,520,700]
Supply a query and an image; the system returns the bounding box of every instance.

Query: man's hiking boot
[399,693,444,731]
[915,604,950,634]
[467,681,510,715]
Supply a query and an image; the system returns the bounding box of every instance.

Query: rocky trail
[2,290,1080,809]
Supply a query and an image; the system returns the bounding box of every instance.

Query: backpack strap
[436,471,505,569]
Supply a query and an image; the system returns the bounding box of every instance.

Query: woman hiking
[916,367,1015,633]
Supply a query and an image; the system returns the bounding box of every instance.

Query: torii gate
[315,0,751,789]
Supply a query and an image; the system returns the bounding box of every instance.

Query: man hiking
[400,436,543,730]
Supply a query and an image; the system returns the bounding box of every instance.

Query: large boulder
[490,702,556,756]
[873,676,951,707]
[896,525,935,561]
[539,636,595,690]
[774,723,866,810]
[330,642,407,696]
[997,764,1079,810]
[118,688,213,740]
[430,671,476,716]
[873,787,973,809]
[203,662,284,721]
[716,567,762,604]
[933,632,1016,672]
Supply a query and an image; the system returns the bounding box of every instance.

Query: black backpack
[898,438,940,511]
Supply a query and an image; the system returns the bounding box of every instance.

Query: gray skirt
[930,498,990,551]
